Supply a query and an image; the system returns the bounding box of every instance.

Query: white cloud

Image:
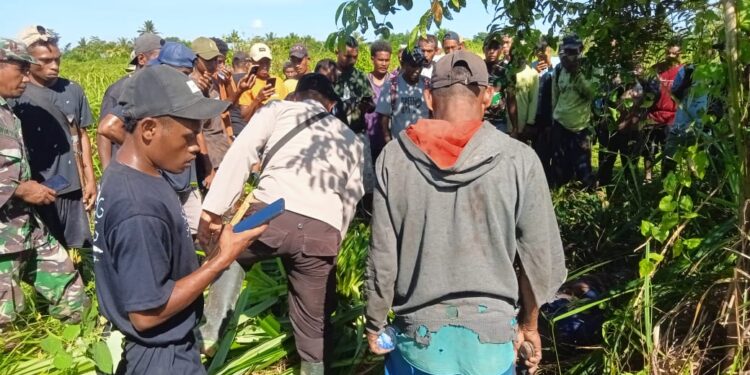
[251,19,263,29]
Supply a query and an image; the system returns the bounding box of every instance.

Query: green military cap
[0,38,37,64]
[191,37,221,60]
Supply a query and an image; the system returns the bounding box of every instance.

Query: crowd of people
[0,22,700,375]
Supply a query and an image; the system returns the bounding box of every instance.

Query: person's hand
[212,222,267,267]
[237,73,257,93]
[215,66,232,84]
[535,61,549,73]
[515,327,542,374]
[367,331,393,355]
[254,84,275,103]
[82,183,97,211]
[194,72,213,96]
[14,180,56,205]
[202,168,216,190]
[198,210,223,252]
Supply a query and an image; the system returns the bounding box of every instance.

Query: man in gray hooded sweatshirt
[365,50,566,375]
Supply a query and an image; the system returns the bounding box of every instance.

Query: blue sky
[0,0,506,45]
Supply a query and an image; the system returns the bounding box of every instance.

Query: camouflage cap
[0,38,37,64]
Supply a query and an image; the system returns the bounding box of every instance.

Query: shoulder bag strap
[259,111,329,173]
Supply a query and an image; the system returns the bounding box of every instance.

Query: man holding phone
[0,38,87,326]
[238,43,288,122]
[550,34,597,187]
[93,65,266,374]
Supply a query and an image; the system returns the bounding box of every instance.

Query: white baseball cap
[249,43,272,61]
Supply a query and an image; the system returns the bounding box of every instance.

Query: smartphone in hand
[267,77,277,87]
[42,175,70,193]
[233,199,285,233]
[249,65,259,76]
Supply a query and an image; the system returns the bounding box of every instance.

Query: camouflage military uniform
[0,41,87,324]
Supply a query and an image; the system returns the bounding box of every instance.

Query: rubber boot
[197,261,245,356]
[300,361,325,375]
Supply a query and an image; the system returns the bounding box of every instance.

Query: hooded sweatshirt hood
[400,119,504,188]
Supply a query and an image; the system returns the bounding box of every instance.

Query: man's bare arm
[128,224,265,332]
[97,114,127,145]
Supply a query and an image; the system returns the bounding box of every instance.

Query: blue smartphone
[42,175,70,193]
[233,198,285,233]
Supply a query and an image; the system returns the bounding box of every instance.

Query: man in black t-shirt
[12,25,96,249]
[93,65,266,374]
[97,33,163,169]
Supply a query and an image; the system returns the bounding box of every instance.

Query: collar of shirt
[300,98,328,112]
[0,95,7,107]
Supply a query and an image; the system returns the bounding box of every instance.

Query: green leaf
[647,253,664,263]
[639,258,655,278]
[398,0,413,10]
[683,212,699,219]
[53,352,74,370]
[679,195,694,212]
[607,106,620,121]
[658,196,677,212]
[663,173,678,194]
[40,336,64,355]
[652,225,669,243]
[90,341,113,373]
[693,151,709,179]
[660,212,679,231]
[679,169,693,187]
[684,238,702,249]
[62,324,81,341]
[673,240,684,257]
[335,2,347,24]
[640,220,654,237]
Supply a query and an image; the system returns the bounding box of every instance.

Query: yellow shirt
[284,78,298,94]
[239,77,289,105]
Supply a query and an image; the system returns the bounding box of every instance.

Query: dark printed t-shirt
[93,161,202,346]
[99,74,132,164]
[11,79,94,194]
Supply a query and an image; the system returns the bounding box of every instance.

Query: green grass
[3,44,743,375]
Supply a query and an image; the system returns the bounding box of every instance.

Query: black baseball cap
[119,65,229,121]
[296,73,340,102]
[130,33,164,64]
[402,47,426,67]
[561,34,583,50]
[290,43,308,59]
[431,50,489,89]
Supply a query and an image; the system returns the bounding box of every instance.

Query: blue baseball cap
[148,41,196,69]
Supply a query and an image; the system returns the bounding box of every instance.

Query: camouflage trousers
[0,235,87,325]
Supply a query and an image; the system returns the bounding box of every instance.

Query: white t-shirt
[420,61,435,80]
[375,74,430,138]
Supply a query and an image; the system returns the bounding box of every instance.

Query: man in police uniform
[0,37,86,326]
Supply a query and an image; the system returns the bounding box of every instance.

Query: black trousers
[550,122,593,187]
[35,189,92,249]
[237,204,341,363]
[597,125,639,186]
